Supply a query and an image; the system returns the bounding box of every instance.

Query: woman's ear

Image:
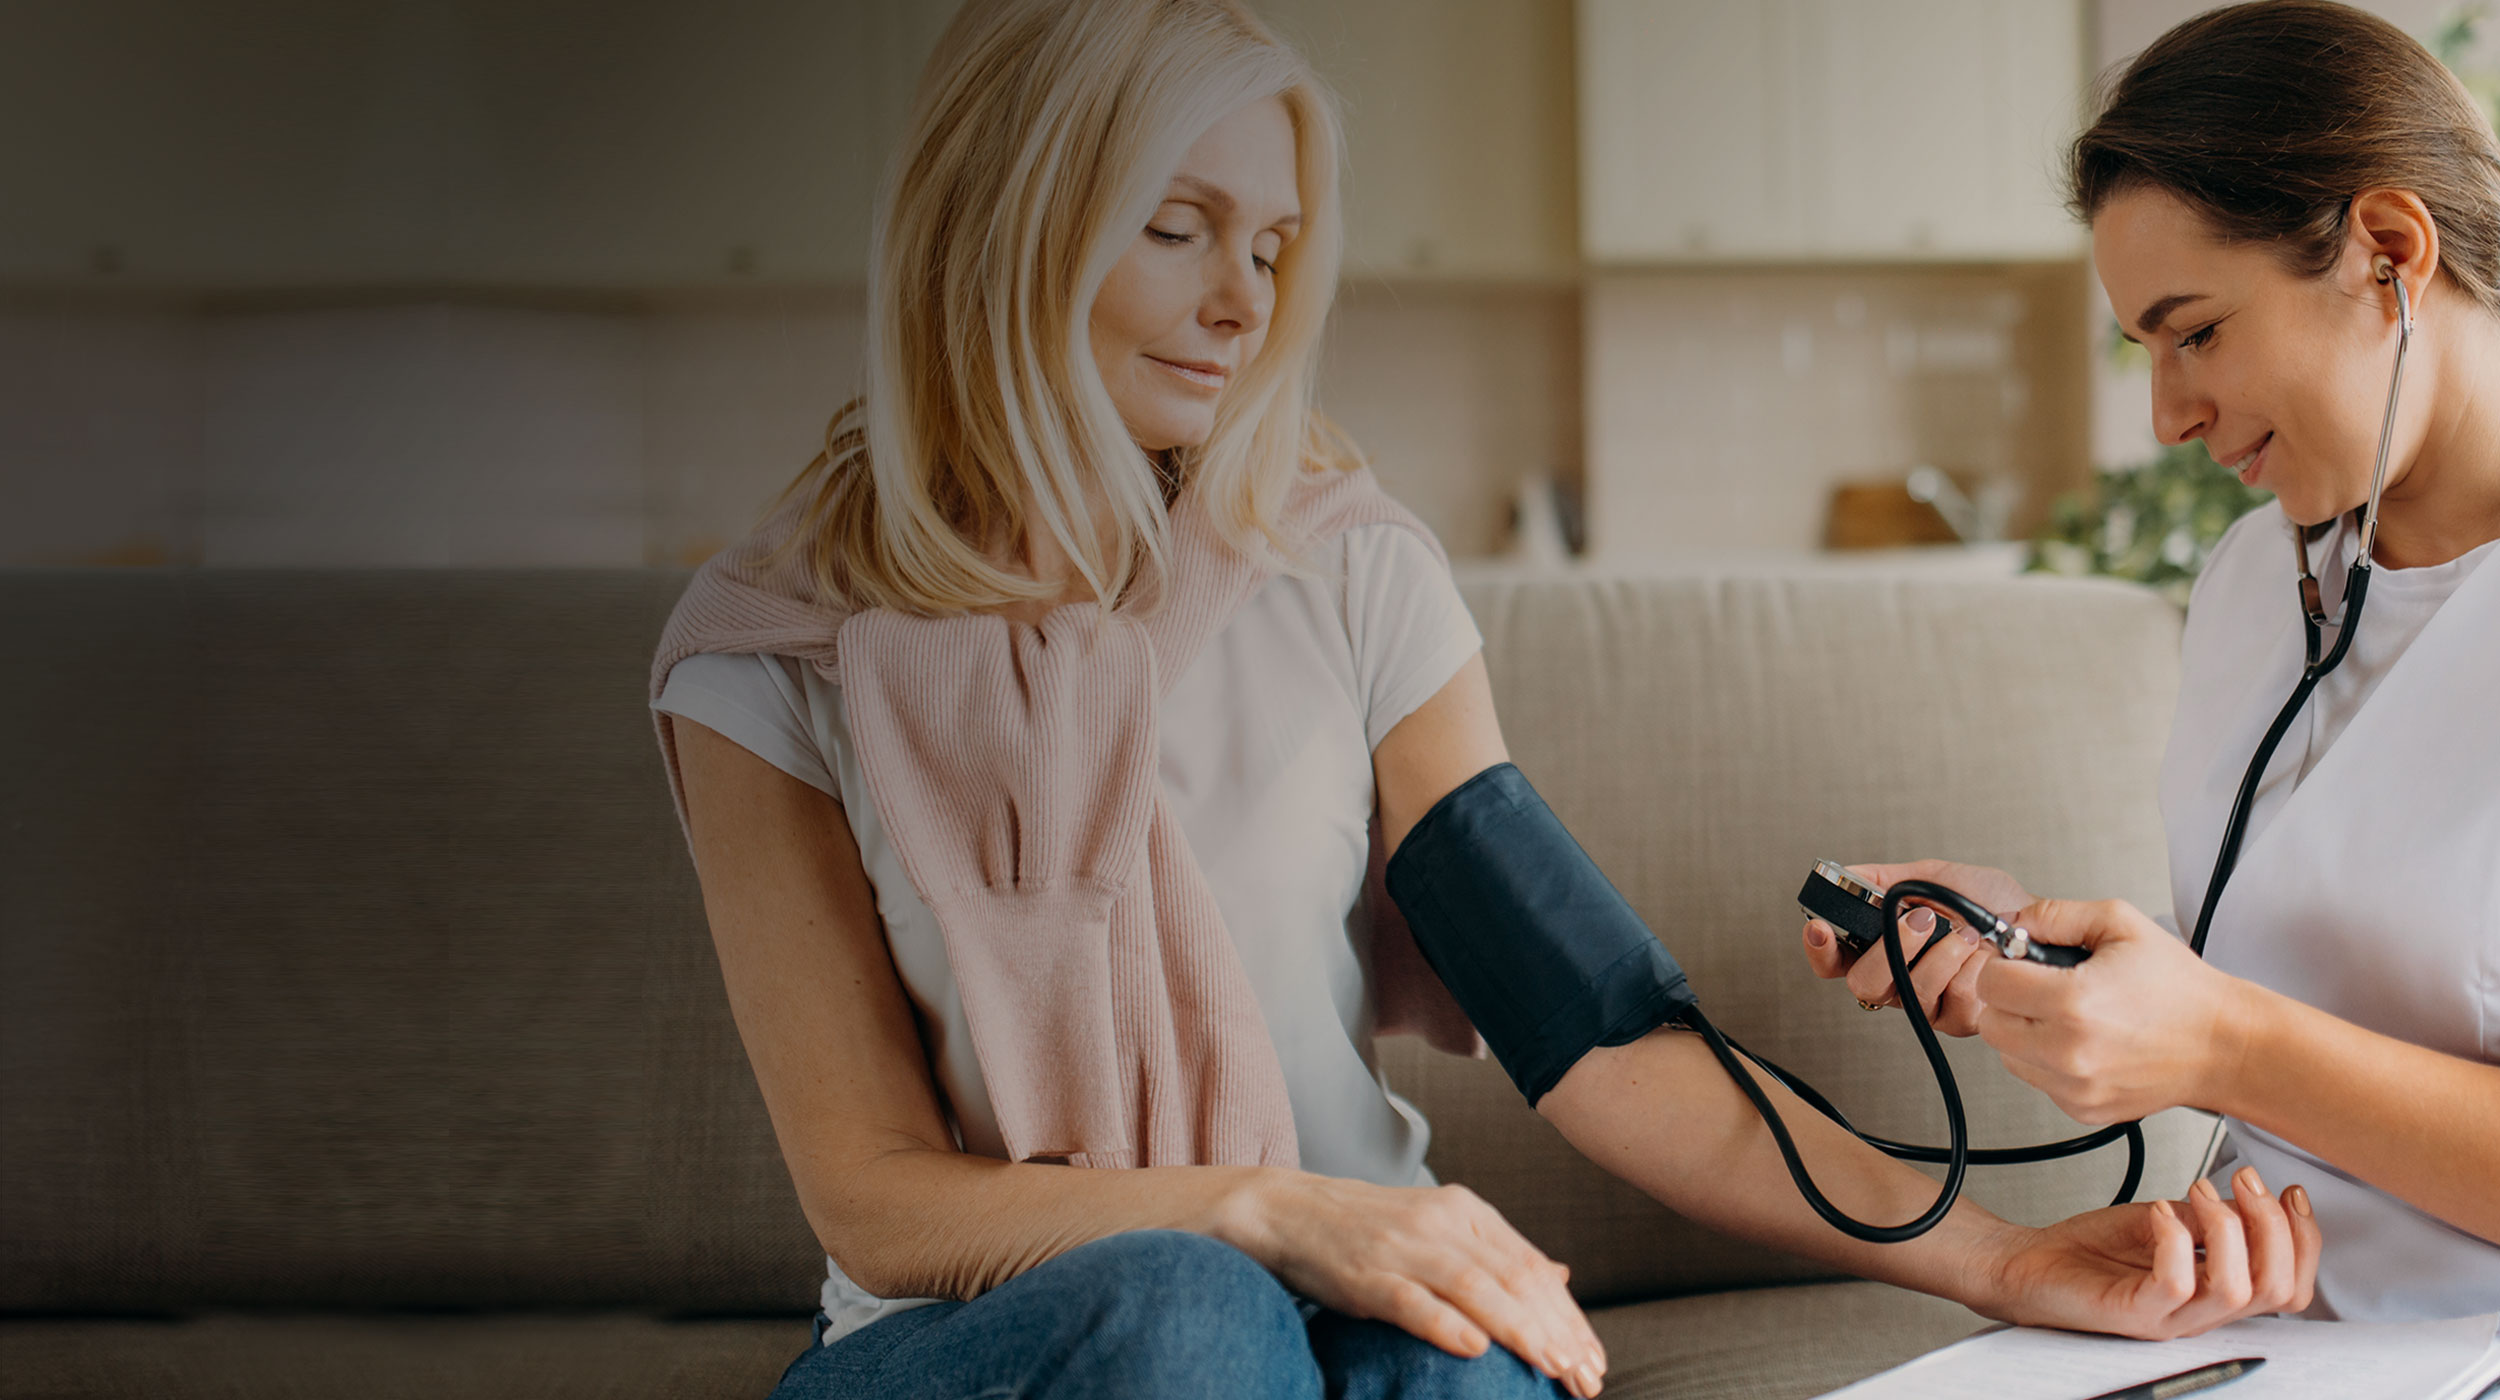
[2348,187,2443,311]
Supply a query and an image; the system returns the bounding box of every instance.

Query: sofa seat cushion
[1590,1280,1989,1399]
[0,1314,812,1400]
[0,1283,1982,1400]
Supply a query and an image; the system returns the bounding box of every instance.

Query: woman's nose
[1201,249,1270,335]
[2148,363,2211,448]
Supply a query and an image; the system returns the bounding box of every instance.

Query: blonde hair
[776,0,1360,617]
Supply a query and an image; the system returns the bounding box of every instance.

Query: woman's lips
[1149,355,1226,390]
[2232,434,2273,486]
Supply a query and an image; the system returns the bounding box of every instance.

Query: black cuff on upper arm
[1384,763,1697,1105]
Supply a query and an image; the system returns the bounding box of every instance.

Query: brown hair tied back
[2071,0,2500,316]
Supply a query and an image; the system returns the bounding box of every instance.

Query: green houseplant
[2027,443,2271,607]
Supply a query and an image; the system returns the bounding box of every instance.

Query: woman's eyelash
[1149,226,1277,274]
[2180,323,2219,350]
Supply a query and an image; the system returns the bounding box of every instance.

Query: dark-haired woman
[1806,0,2500,1322]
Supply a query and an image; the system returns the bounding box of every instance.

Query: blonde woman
[649,3,2318,1396]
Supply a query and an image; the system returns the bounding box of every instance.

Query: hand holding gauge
[1799,859,2087,967]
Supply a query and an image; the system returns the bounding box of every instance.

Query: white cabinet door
[1579,0,1807,261]
[1264,0,1579,280]
[1580,0,2083,263]
[1982,0,2092,257]
[1797,0,1994,256]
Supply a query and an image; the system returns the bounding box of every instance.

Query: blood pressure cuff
[1384,762,1699,1106]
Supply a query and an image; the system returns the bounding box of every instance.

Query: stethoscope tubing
[1686,880,2144,1243]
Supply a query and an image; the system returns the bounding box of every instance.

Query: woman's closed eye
[2178,321,2221,352]
[1148,225,1277,274]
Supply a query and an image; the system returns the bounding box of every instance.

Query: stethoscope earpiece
[2370,253,2414,336]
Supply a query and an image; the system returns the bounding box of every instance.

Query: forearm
[812,1145,1276,1300]
[1537,1028,2027,1315]
[2211,978,2500,1242]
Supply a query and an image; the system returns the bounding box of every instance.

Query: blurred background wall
[3,0,2492,569]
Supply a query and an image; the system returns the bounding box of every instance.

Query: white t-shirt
[654,522,1484,1340]
[2161,503,2500,1321]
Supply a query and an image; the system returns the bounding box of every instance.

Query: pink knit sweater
[650,465,1478,1170]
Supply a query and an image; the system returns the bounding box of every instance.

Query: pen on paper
[2079,1356,2266,1400]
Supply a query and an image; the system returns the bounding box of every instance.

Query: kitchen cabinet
[0,0,957,288]
[1579,0,2087,264]
[1261,0,1579,282]
[3,0,1574,290]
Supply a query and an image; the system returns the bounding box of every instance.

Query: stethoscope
[1683,257,2418,1243]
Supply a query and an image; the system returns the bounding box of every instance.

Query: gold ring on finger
[1856,997,1887,1012]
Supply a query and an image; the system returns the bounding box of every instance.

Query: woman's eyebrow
[2132,292,2210,337]
[1168,175,1301,229]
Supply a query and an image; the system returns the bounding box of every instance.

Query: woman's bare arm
[1372,656,2320,1336]
[1804,871,2500,1244]
[2221,986,2500,1243]
[674,715,1249,1300]
[675,714,1611,1392]
[1975,897,2500,1244]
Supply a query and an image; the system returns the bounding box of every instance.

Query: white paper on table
[1819,1311,2500,1400]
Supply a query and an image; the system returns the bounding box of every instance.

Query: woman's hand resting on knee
[1207,1171,1608,1397]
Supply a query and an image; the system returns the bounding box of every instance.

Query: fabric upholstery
[1589,1280,1993,1400]
[3,565,2196,1394]
[2,571,818,1312]
[0,1315,811,1400]
[0,1281,1982,1400]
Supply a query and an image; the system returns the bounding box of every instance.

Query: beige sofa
[0,565,2212,1399]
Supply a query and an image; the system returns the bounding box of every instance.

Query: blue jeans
[768,1229,1567,1400]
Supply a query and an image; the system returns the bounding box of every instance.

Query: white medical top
[2160,503,2500,1321]
[654,522,1481,1341]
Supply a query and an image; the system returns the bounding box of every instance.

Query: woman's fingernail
[1579,1361,1605,1395]
[2234,1166,2265,1197]
[1907,909,1937,934]
[2289,1185,2313,1218]
[1806,922,1831,948]
[2192,1178,2220,1204]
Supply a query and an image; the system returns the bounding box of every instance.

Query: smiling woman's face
[2093,185,2418,528]
[1089,96,1302,454]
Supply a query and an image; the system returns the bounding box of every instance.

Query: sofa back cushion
[1,570,818,1312]
[0,567,2203,1314]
